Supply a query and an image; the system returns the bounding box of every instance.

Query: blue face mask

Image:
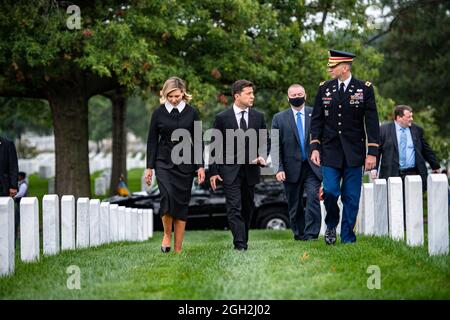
[289,97,305,107]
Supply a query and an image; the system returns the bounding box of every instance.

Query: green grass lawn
[1,230,449,299]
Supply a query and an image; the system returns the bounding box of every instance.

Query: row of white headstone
[319,174,448,256]
[0,195,154,276]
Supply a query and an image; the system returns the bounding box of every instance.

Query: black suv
[105,175,293,231]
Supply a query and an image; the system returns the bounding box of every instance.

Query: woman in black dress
[145,77,205,253]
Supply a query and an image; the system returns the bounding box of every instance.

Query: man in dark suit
[310,49,380,245]
[0,136,19,197]
[371,105,441,189]
[272,84,322,241]
[210,79,269,251]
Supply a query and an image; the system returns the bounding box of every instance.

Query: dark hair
[18,171,26,179]
[394,105,413,119]
[231,80,254,100]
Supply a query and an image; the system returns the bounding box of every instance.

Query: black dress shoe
[234,246,247,251]
[161,246,171,253]
[324,228,337,245]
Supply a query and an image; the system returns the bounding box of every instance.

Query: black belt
[399,167,418,175]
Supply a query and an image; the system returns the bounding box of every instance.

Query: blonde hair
[159,76,192,103]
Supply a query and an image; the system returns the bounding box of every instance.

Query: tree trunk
[108,88,127,196]
[49,87,91,198]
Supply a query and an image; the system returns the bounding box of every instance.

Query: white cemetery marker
[43,194,60,255]
[94,177,107,196]
[148,209,154,238]
[89,199,101,247]
[61,195,76,250]
[100,202,110,244]
[319,201,326,236]
[131,208,138,241]
[388,177,404,241]
[125,207,132,241]
[0,197,15,276]
[427,174,449,256]
[374,179,389,236]
[336,197,342,234]
[137,209,143,241]
[118,206,126,241]
[405,176,424,246]
[109,204,119,242]
[76,198,90,248]
[20,197,40,262]
[355,186,365,235]
[363,183,375,235]
[143,209,149,240]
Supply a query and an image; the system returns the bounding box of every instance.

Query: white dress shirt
[338,74,352,92]
[233,104,249,129]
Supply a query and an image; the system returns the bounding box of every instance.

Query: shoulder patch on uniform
[365,81,372,87]
[319,81,325,86]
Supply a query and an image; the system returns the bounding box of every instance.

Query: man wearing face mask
[310,50,380,245]
[272,84,322,241]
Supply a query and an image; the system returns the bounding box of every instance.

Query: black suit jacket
[0,136,19,196]
[377,122,440,188]
[209,107,269,186]
[272,106,322,183]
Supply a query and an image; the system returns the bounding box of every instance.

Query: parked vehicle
[104,174,297,231]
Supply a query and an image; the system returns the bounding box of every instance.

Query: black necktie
[240,111,247,130]
[339,82,345,100]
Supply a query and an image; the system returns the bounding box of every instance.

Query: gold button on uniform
[338,122,342,125]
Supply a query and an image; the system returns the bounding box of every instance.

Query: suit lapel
[248,108,256,129]
[390,122,399,163]
[410,124,419,147]
[331,79,339,102]
[226,107,239,129]
[286,109,301,145]
[304,107,312,144]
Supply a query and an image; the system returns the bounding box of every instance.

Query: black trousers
[223,166,255,250]
[283,161,321,240]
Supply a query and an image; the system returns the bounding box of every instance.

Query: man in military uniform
[310,49,380,244]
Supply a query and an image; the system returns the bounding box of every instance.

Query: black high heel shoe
[161,246,171,253]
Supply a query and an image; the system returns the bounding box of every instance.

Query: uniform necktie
[240,111,247,130]
[399,127,407,168]
[296,111,306,161]
[339,82,345,100]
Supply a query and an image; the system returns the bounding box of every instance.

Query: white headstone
[0,197,15,276]
[89,199,101,247]
[95,177,107,196]
[43,194,60,255]
[319,201,326,236]
[143,209,149,240]
[76,198,90,248]
[336,197,342,235]
[427,174,449,255]
[109,204,119,242]
[388,177,404,241]
[374,179,389,236]
[363,183,375,235]
[61,195,76,250]
[137,209,144,241]
[118,206,126,241]
[20,197,40,262]
[148,209,154,239]
[48,178,55,194]
[39,165,53,179]
[131,208,138,241]
[355,186,365,234]
[405,175,424,246]
[125,207,132,241]
[100,202,110,244]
